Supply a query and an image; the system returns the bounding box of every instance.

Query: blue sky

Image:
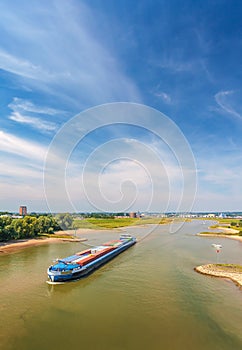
[0,0,242,212]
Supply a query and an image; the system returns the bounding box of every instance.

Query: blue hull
[48,238,136,282]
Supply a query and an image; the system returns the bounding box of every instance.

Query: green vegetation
[209,224,219,229]
[74,217,138,229]
[199,231,237,236]
[215,264,242,273]
[73,217,171,230]
[0,213,174,241]
[55,213,73,230]
[40,233,75,239]
[138,217,172,225]
[0,215,61,242]
[0,211,12,216]
[199,231,220,235]
[216,218,242,226]
[216,218,235,223]
[208,218,242,232]
[200,230,242,236]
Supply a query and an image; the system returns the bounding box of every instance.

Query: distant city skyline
[0,1,242,212]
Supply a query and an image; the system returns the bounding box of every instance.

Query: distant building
[129,212,137,218]
[19,206,27,216]
[12,215,24,219]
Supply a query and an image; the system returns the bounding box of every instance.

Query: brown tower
[19,206,27,216]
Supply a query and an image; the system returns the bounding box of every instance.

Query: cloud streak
[0,49,46,80]
[154,91,171,104]
[215,90,242,121]
[9,112,58,132]
[0,1,141,107]
[8,97,63,115]
[0,130,47,160]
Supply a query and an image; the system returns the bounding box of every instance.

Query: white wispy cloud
[0,130,47,160]
[0,1,141,107]
[154,91,171,104]
[0,49,47,80]
[193,152,242,210]
[9,112,57,132]
[215,90,242,121]
[159,58,194,73]
[200,166,241,186]
[0,131,49,208]
[0,159,43,179]
[62,136,193,212]
[0,182,45,201]
[8,98,60,132]
[8,97,62,115]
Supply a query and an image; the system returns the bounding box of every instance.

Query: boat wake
[46,280,66,285]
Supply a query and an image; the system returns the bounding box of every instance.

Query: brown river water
[0,221,242,350]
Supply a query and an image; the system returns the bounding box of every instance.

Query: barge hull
[47,236,136,282]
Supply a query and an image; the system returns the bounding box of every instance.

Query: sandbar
[215,226,240,234]
[198,225,242,242]
[195,264,242,288]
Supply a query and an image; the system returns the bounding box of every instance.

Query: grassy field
[72,216,241,231]
[217,218,241,224]
[215,264,242,273]
[199,230,242,236]
[203,217,242,231]
[73,217,172,230]
[199,231,223,235]
[39,233,76,239]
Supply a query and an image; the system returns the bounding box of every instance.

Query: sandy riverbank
[0,229,89,254]
[0,225,139,254]
[196,226,242,289]
[195,264,242,288]
[198,225,242,242]
[198,233,242,242]
[0,238,64,254]
[216,226,240,234]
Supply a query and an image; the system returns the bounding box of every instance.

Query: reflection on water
[1,221,242,350]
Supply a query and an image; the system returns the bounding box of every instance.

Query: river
[0,220,242,350]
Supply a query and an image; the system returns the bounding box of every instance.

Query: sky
[0,0,242,213]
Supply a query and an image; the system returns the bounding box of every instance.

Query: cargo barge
[47,234,136,283]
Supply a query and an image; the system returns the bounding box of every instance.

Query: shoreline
[198,233,242,242]
[195,264,242,288]
[198,225,242,242]
[0,224,159,254]
[196,225,242,289]
[215,226,240,234]
[3,221,239,255]
[0,238,64,254]
[0,229,89,254]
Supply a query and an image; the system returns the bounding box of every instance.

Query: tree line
[230,220,242,227]
[0,213,73,241]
